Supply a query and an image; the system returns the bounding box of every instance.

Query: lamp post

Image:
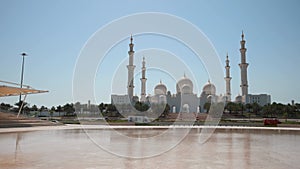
[19,52,27,103]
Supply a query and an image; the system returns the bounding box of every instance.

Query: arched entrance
[182,104,190,113]
[172,106,176,113]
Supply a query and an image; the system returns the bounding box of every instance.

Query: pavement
[0,112,61,128]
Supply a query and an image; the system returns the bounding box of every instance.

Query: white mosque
[111,33,271,113]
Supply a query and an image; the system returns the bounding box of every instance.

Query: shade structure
[0,85,48,97]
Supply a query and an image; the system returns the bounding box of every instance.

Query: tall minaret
[127,35,136,99]
[225,53,232,102]
[239,31,249,96]
[140,57,147,102]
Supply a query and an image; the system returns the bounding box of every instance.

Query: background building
[245,94,271,106]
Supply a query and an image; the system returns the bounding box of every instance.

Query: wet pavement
[0,127,299,169]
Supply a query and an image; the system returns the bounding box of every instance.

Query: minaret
[140,57,147,102]
[224,53,232,102]
[239,31,249,96]
[127,35,136,99]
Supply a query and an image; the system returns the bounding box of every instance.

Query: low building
[245,94,271,106]
[111,94,131,105]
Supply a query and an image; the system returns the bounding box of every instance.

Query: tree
[270,102,280,117]
[39,105,48,112]
[225,102,239,114]
[167,91,171,96]
[0,103,12,111]
[252,102,261,115]
[98,102,105,113]
[56,105,62,112]
[22,105,30,115]
[63,103,75,116]
[50,106,56,112]
[203,102,211,113]
[31,105,38,111]
[262,104,272,117]
[55,105,62,116]
[15,101,27,113]
[134,101,149,112]
[285,104,295,118]
[237,103,245,116]
[106,104,116,112]
[245,103,252,113]
[225,102,237,114]
[283,112,288,122]
[49,106,56,119]
[295,103,300,110]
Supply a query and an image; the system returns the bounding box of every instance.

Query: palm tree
[49,106,56,119]
[56,105,62,116]
[98,102,105,113]
[39,105,47,112]
[15,101,27,114]
[31,105,38,111]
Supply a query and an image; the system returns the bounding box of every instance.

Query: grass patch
[106,119,127,123]
[281,121,300,125]
[59,120,80,124]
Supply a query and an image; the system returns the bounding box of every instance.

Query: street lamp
[19,52,28,103]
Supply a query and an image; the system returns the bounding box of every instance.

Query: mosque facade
[111,32,271,113]
[151,76,201,113]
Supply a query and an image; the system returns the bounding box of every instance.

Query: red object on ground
[264,118,280,126]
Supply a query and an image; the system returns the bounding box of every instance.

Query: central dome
[176,74,193,94]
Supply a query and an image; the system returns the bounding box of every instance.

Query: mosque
[111,32,271,113]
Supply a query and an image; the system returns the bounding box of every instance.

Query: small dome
[154,80,167,95]
[235,95,242,102]
[202,80,216,95]
[176,74,193,94]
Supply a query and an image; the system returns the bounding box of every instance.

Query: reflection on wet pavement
[0,128,299,169]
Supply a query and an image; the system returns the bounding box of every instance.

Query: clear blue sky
[1,0,300,107]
